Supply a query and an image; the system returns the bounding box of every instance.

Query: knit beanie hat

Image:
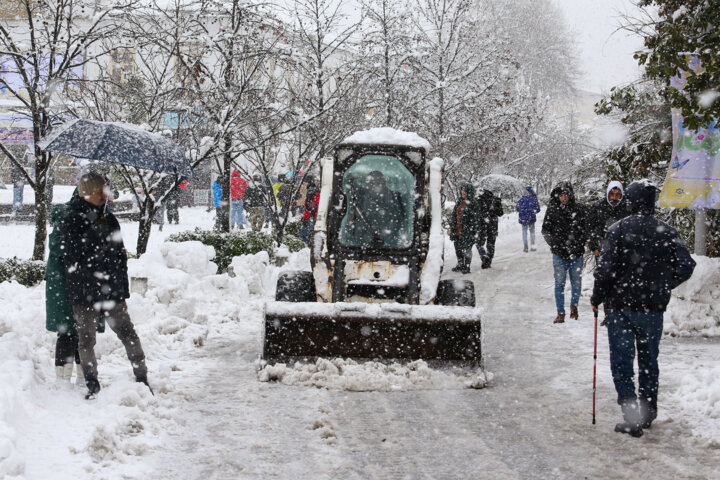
[77,172,106,197]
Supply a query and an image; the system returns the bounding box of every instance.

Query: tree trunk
[32,183,48,261]
[136,204,154,256]
[221,134,233,232]
[31,143,49,260]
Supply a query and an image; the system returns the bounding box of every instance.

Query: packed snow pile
[341,127,431,152]
[668,364,720,447]
[665,255,720,337]
[159,241,217,276]
[257,358,491,391]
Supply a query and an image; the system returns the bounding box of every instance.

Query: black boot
[136,375,154,396]
[639,398,657,429]
[615,399,643,437]
[85,377,101,400]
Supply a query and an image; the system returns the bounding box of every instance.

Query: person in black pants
[475,189,503,269]
[59,172,152,399]
[448,183,482,274]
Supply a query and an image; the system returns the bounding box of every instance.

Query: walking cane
[592,309,598,425]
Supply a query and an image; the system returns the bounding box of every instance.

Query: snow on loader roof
[341,127,431,153]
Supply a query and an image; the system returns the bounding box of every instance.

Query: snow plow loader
[263,129,482,366]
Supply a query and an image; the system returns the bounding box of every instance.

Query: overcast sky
[552,0,647,94]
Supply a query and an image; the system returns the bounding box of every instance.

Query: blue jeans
[552,254,582,313]
[299,218,314,245]
[230,199,245,228]
[12,186,23,212]
[521,223,535,247]
[606,310,663,409]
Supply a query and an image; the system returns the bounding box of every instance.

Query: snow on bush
[257,358,490,391]
[159,240,217,276]
[665,255,720,337]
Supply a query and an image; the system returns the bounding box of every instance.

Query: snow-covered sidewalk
[1,208,719,479]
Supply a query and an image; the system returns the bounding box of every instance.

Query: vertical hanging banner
[659,54,720,209]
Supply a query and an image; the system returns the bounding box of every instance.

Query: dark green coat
[45,190,105,334]
[449,183,482,248]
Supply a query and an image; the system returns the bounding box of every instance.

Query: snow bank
[0,281,48,478]
[0,240,312,477]
[341,127,431,152]
[257,358,490,391]
[665,255,720,337]
[668,364,720,447]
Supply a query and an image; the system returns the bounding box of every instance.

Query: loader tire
[436,279,475,307]
[275,271,316,302]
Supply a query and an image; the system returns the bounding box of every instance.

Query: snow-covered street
[1,209,718,479]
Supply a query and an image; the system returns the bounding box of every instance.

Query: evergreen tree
[636,0,720,130]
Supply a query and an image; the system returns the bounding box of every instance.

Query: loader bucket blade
[263,302,482,365]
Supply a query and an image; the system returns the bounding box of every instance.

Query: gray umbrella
[476,174,526,200]
[37,119,193,177]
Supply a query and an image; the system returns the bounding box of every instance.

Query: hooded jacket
[541,181,589,258]
[449,183,482,248]
[230,170,248,200]
[591,180,696,312]
[588,180,629,252]
[212,180,223,208]
[477,189,503,238]
[516,186,541,225]
[58,194,130,307]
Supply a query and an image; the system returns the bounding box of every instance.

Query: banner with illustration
[659,54,720,209]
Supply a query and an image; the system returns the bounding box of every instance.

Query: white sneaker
[75,363,85,386]
[530,245,537,251]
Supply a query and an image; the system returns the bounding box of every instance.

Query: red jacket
[230,170,248,200]
[302,189,321,221]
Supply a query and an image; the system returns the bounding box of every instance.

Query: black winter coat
[477,190,503,238]
[244,184,268,208]
[591,181,695,312]
[587,198,628,252]
[541,181,589,259]
[59,196,130,307]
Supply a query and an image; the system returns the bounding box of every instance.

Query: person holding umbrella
[58,172,152,399]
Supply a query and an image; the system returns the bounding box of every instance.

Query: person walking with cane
[590,180,695,437]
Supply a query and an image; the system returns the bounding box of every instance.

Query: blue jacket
[515,186,540,224]
[212,181,223,208]
[591,181,695,312]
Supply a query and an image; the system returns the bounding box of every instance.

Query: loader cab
[326,144,428,304]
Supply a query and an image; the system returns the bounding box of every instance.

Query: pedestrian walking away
[11,162,25,215]
[244,174,269,232]
[541,180,589,323]
[475,189,503,268]
[58,172,152,399]
[448,183,482,274]
[299,175,321,245]
[590,180,695,438]
[230,169,247,229]
[165,187,180,225]
[516,185,541,252]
